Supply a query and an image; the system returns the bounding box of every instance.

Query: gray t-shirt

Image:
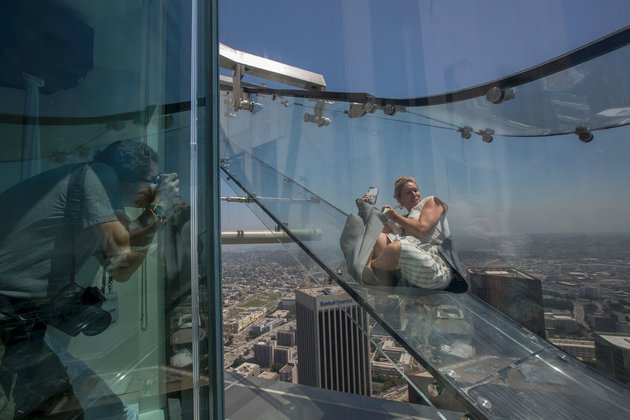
[0,162,123,299]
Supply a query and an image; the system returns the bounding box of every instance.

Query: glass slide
[219,32,630,419]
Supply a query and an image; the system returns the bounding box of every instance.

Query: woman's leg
[370,240,401,271]
[362,240,401,286]
[370,233,391,260]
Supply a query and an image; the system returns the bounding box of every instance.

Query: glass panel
[0,1,217,418]
[462,346,630,419]
[381,39,630,137]
[219,31,630,417]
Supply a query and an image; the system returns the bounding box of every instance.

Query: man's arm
[93,170,179,281]
[95,208,160,282]
[385,196,445,239]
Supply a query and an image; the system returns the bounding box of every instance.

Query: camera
[48,283,112,337]
[366,186,379,204]
[154,173,170,185]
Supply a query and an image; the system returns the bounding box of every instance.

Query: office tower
[273,346,293,365]
[279,364,297,383]
[548,338,596,363]
[295,286,372,396]
[468,268,545,337]
[589,314,617,332]
[595,333,630,385]
[277,330,296,347]
[580,286,601,300]
[253,340,276,368]
[280,298,296,313]
[545,311,580,334]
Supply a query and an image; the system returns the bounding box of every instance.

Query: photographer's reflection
[0,140,179,419]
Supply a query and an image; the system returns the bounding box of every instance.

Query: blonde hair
[393,176,417,202]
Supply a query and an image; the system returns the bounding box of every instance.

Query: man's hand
[154,173,180,217]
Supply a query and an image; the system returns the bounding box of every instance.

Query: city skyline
[222,233,630,382]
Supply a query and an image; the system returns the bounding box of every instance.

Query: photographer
[0,140,179,418]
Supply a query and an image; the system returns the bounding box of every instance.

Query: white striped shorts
[398,237,453,289]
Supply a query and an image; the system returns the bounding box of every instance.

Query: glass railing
[0,1,219,418]
[219,26,630,419]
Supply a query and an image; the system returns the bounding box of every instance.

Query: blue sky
[219,1,630,235]
[220,0,630,96]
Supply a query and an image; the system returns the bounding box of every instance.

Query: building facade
[295,286,372,395]
[277,330,297,347]
[273,346,294,366]
[253,340,276,368]
[595,333,630,385]
[549,338,596,363]
[469,268,546,336]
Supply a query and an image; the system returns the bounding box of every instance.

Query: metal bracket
[347,102,376,118]
[381,104,399,116]
[231,64,259,113]
[427,381,444,397]
[575,125,593,142]
[479,128,495,143]
[304,100,331,127]
[458,126,473,140]
[346,102,403,119]
[486,86,516,104]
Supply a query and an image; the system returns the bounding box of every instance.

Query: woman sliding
[362,176,454,289]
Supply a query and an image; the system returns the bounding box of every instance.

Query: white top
[386,196,450,245]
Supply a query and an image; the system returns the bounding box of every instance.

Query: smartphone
[366,186,379,204]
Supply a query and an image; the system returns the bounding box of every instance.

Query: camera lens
[76,306,112,336]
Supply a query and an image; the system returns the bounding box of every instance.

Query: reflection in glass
[0,1,212,418]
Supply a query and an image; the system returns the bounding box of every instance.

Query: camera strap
[64,163,90,283]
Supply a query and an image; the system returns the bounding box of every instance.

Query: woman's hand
[381,205,398,220]
[361,193,374,203]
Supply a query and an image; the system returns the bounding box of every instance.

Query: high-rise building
[468,268,545,337]
[545,311,580,334]
[580,286,602,300]
[589,314,617,332]
[253,340,276,368]
[295,286,372,396]
[595,333,630,385]
[273,346,293,365]
[277,330,296,347]
[548,338,596,363]
[279,363,297,383]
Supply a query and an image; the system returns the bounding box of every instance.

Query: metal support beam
[220,229,322,244]
[219,43,326,91]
